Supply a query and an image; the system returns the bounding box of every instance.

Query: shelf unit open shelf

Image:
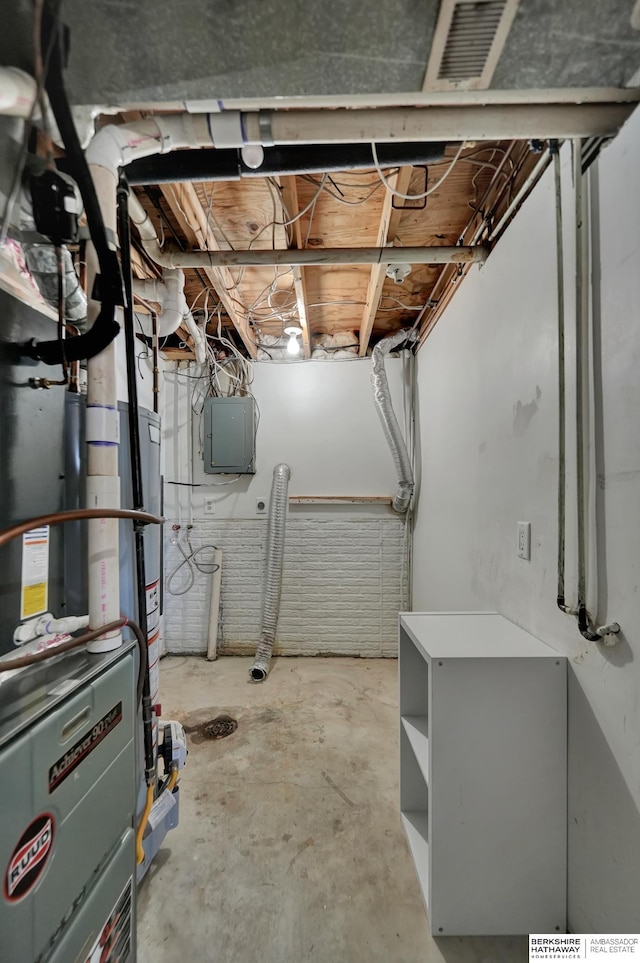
[399,612,567,936]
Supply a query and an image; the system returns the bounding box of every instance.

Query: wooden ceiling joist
[279,175,311,359]
[159,182,258,358]
[359,167,414,357]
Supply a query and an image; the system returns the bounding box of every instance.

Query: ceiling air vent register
[423,0,520,91]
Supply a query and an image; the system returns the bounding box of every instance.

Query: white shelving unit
[399,612,567,936]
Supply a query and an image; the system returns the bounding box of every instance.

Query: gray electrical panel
[203,396,256,474]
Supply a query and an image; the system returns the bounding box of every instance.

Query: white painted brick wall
[163,515,407,657]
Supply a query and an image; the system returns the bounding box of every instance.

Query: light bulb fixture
[284,325,302,357]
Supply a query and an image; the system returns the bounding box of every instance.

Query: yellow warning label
[21,526,50,620]
[22,582,47,619]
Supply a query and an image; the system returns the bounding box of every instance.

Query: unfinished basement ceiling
[3,1,640,103]
[4,0,639,358]
[129,138,542,359]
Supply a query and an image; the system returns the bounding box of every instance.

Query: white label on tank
[146,579,160,635]
[148,785,176,832]
[84,877,133,962]
[20,526,49,620]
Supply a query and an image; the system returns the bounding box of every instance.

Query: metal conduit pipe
[371,330,416,514]
[553,143,618,643]
[572,142,620,643]
[133,244,487,271]
[250,463,291,683]
[128,193,486,273]
[125,142,447,185]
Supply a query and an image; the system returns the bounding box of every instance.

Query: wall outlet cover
[204,497,216,515]
[256,497,268,514]
[517,521,531,560]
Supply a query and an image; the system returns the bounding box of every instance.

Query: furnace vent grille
[424,0,520,91]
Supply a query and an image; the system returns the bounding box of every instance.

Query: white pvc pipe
[82,118,218,651]
[206,549,223,661]
[13,613,89,646]
[85,163,122,652]
[0,67,61,142]
[106,102,635,152]
[133,270,206,362]
[0,67,37,117]
[240,104,634,145]
[187,87,640,113]
[85,114,213,173]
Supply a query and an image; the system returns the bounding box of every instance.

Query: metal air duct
[371,330,416,514]
[250,463,291,682]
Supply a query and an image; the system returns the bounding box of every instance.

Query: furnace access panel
[203,396,256,474]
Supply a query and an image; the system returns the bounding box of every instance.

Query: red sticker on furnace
[3,813,55,902]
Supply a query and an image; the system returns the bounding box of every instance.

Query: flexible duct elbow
[371,330,416,514]
[23,242,87,323]
[250,463,291,682]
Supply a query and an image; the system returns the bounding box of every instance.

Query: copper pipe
[0,508,164,549]
[65,323,80,392]
[0,616,148,704]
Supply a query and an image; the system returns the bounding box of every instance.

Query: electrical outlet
[204,497,216,515]
[256,497,267,515]
[517,521,531,560]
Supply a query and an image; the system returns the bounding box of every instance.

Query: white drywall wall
[162,356,410,655]
[163,357,406,519]
[412,108,640,933]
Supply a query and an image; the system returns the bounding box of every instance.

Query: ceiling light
[284,325,302,356]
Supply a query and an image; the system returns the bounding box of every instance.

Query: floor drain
[203,715,238,739]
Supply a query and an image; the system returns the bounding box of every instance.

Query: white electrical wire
[371,141,466,201]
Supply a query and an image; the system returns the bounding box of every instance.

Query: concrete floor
[137,656,528,963]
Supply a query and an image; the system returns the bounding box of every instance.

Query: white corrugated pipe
[132,269,206,362]
[371,330,416,514]
[250,464,291,682]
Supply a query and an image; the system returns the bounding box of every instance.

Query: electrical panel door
[203,396,256,474]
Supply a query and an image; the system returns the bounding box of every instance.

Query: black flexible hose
[117,180,155,785]
[25,15,123,366]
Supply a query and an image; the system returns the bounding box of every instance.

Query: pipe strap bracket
[207,111,244,148]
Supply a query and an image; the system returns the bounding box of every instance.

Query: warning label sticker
[48,702,122,793]
[84,877,132,962]
[20,526,49,620]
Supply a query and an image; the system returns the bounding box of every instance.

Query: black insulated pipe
[125,142,447,186]
[117,180,155,785]
[26,16,123,366]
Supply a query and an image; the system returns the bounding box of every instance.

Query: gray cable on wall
[250,463,291,682]
[371,329,416,513]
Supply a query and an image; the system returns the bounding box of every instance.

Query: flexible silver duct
[371,330,415,513]
[250,463,291,682]
[23,243,87,323]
